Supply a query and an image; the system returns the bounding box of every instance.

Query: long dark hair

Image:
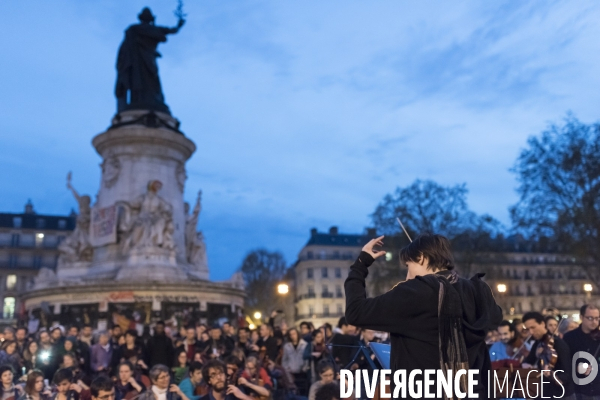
[25,370,44,395]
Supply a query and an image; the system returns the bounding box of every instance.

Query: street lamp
[277,283,289,295]
[248,323,256,330]
[497,284,507,293]
[253,311,262,320]
[584,283,593,300]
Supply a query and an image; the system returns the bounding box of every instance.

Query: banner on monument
[90,204,118,246]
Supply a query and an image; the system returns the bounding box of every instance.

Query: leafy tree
[369,179,502,289]
[239,249,288,315]
[511,115,600,286]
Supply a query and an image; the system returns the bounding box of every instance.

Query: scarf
[152,386,167,400]
[435,270,469,400]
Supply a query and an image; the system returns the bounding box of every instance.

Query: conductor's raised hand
[361,236,386,260]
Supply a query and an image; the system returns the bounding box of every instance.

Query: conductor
[344,233,502,399]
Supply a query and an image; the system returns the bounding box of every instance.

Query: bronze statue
[115,7,185,114]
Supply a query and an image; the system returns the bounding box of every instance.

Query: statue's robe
[115,23,175,114]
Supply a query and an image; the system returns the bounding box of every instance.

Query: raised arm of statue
[66,172,82,204]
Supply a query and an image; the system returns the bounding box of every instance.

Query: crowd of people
[486,304,600,400]
[0,313,388,400]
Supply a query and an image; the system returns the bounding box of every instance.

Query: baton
[396,218,412,242]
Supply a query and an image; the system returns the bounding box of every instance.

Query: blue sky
[1,1,599,280]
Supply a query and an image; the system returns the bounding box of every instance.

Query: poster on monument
[90,204,117,246]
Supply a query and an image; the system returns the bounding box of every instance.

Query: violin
[510,334,532,364]
[535,332,562,385]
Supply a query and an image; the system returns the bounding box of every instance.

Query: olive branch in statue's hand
[174,0,187,23]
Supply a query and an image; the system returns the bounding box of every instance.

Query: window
[3,297,15,319]
[323,305,329,316]
[336,285,342,297]
[58,219,67,229]
[337,304,343,314]
[307,268,313,279]
[0,233,11,246]
[12,217,22,228]
[308,285,314,295]
[322,284,328,294]
[6,275,16,290]
[335,268,341,278]
[309,306,314,316]
[322,267,328,278]
[35,218,45,229]
[19,234,34,247]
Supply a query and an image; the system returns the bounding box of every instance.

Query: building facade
[293,227,376,328]
[0,201,75,325]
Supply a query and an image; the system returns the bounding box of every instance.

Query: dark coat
[563,326,600,396]
[345,251,503,399]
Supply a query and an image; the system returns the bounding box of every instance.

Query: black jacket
[523,335,574,397]
[345,252,503,399]
[563,326,600,395]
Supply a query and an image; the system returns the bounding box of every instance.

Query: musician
[255,325,279,362]
[521,312,575,399]
[489,320,514,362]
[224,356,242,387]
[344,234,503,399]
[178,362,206,400]
[51,368,90,400]
[198,360,251,400]
[114,362,144,400]
[563,304,600,400]
[238,357,271,399]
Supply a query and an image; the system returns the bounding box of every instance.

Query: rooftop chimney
[329,226,338,235]
[366,228,377,237]
[310,228,318,237]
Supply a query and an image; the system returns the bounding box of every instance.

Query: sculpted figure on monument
[184,191,208,269]
[119,180,175,250]
[58,173,93,263]
[115,7,185,114]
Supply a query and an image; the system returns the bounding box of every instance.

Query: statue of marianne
[115,7,185,114]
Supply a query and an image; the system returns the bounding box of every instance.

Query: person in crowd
[256,325,279,363]
[114,362,144,400]
[178,327,199,364]
[298,323,312,344]
[172,351,189,385]
[203,327,231,360]
[308,362,336,400]
[221,324,235,351]
[329,317,357,370]
[195,326,206,344]
[199,360,251,400]
[178,362,206,400]
[522,311,575,399]
[79,327,94,348]
[545,315,560,337]
[62,352,89,387]
[233,329,250,359]
[303,330,329,384]
[3,329,15,343]
[90,332,113,376]
[18,370,51,400]
[116,330,147,372]
[146,322,174,368]
[281,328,308,397]
[264,358,295,400]
[0,341,22,379]
[15,328,29,358]
[489,320,515,362]
[23,341,39,374]
[38,331,59,381]
[136,364,189,400]
[51,368,90,400]
[0,366,23,400]
[564,304,600,400]
[50,328,64,349]
[224,357,242,387]
[238,356,271,399]
[90,376,114,400]
[314,383,340,400]
[111,328,123,348]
